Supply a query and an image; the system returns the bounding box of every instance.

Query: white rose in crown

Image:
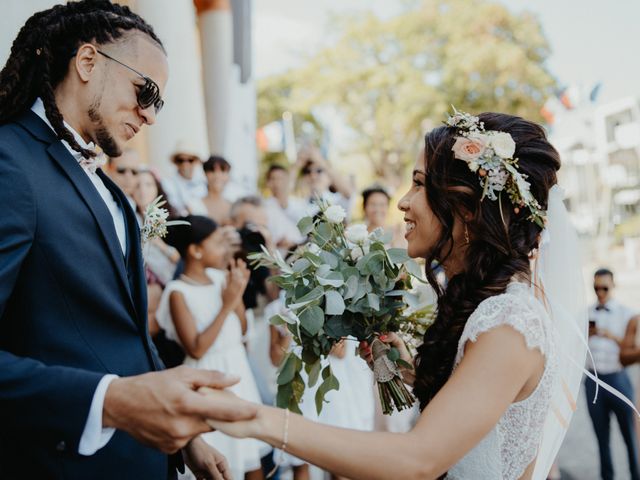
[345,223,369,245]
[490,132,516,158]
[324,204,346,224]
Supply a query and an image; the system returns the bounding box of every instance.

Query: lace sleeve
[454,291,548,367]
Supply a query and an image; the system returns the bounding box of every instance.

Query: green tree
[259,0,557,187]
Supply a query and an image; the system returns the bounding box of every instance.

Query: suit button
[56,441,66,452]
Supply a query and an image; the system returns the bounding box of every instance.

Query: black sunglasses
[97,50,164,114]
[115,167,139,175]
[594,286,609,292]
[302,167,325,175]
[174,156,198,165]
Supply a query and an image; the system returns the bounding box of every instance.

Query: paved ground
[557,240,640,480]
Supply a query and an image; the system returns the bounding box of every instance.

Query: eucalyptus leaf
[315,372,340,414]
[405,259,425,281]
[276,382,293,409]
[269,314,287,326]
[387,248,411,264]
[325,290,346,315]
[292,258,312,273]
[367,293,380,311]
[288,286,324,309]
[277,354,299,385]
[387,347,400,362]
[320,250,339,268]
[299,305,324,336]
[317,271,344,288]
[344,275,359,299]
[297,216,315,236]
[307,360,322,388]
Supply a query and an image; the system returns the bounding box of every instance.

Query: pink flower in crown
[451,134,488,163]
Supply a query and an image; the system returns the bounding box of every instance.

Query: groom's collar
[30,97,96,161]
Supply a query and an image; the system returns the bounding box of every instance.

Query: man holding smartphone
[586,268,640,480]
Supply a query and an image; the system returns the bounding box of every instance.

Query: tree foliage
[258,0,557,186]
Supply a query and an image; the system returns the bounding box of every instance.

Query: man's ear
[74,43,99,83]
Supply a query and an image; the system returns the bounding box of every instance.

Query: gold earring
[464,224,470,245]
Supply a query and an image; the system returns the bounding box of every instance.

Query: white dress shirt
[161,168,208,216]
[31,99,120,455]
[587,299,636,374]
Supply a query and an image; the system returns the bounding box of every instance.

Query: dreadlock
[0,0,164,158]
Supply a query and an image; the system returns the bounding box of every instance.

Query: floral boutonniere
[140,196,189,250]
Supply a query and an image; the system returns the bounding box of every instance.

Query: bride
[206,111,587,480]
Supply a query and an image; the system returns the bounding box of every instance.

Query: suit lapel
[46,141,138,320]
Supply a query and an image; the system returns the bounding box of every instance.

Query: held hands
[198,387,267,440]
[359,333,416,386]
[221,259,250,311]
[103,366,257,453]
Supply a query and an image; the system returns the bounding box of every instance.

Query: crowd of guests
[105,145,410,480]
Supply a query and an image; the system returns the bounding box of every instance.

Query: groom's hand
[102,366,257,453]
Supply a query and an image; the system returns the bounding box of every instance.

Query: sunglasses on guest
[173,155,199,165]
[96,50,165,114]
[594,286,609,292]
[302,167,325,175]
[115,167,139,176]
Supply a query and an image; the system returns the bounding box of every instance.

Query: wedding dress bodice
[446,282,557,480]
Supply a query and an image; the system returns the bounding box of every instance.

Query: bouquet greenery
[249,201,433,415]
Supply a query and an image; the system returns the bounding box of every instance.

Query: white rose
[324,205,346,224]
[468,161,479,172]
[490,132,516,158]
[350,244,370,261]
[344,223,369,244]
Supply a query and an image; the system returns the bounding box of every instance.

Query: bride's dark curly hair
[413,112,561,409]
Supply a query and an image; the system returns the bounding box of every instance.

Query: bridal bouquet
[248,201,433,415]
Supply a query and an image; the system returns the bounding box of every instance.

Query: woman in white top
[203,112,580,479]
[157,215,266,480]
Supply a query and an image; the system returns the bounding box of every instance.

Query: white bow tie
[77,152,107,174]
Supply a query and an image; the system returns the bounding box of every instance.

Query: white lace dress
[446,282,558,480]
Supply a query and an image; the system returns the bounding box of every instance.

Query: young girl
[201,112,591,480]
[157,215,265,480]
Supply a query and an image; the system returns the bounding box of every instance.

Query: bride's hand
[359,333,415,386]
[198,387,266,439]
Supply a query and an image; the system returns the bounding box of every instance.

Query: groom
[0,2,254,479]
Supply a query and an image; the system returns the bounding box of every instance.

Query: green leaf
[269,314,287,326]
[297,216,315,236]
[299,305,324,336]
[315,372,340,414]
[292,258,312,273]
[307,360,322,388]
[276,382,293,409]
[344,275,359,299]
[367,293,380,311]
[325,290,346,315]
[277,353,300,385]
[387,248,411,264]
[320,250,339,268]
[288,286,324,310]
[317,271,344,288]
[405,259,425,281]
[387,347,400,362]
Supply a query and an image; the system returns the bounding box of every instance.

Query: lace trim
[451,284,557,480]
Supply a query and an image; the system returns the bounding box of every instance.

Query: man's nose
[139,105,157,126]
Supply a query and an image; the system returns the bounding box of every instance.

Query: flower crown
[445,107,546,228]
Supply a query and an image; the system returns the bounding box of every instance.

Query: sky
[254,0,640,104]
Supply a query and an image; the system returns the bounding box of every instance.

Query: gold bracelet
[266,408,290,479]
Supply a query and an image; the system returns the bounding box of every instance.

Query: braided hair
[0,0,163,158]
[412,113,561,409]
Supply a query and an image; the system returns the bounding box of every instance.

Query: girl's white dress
[446,282,558,479]
[156,268,266,479]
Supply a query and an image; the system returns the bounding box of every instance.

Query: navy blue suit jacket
[0,111,179,479]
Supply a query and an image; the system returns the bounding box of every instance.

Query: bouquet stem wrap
[371,338,415,415]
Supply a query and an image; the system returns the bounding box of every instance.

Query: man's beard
[88,100,120,157]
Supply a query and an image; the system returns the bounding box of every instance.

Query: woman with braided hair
[201,110,595,480]
[0,2,256,479]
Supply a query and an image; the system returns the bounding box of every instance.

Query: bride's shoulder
[456,283,551,362]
